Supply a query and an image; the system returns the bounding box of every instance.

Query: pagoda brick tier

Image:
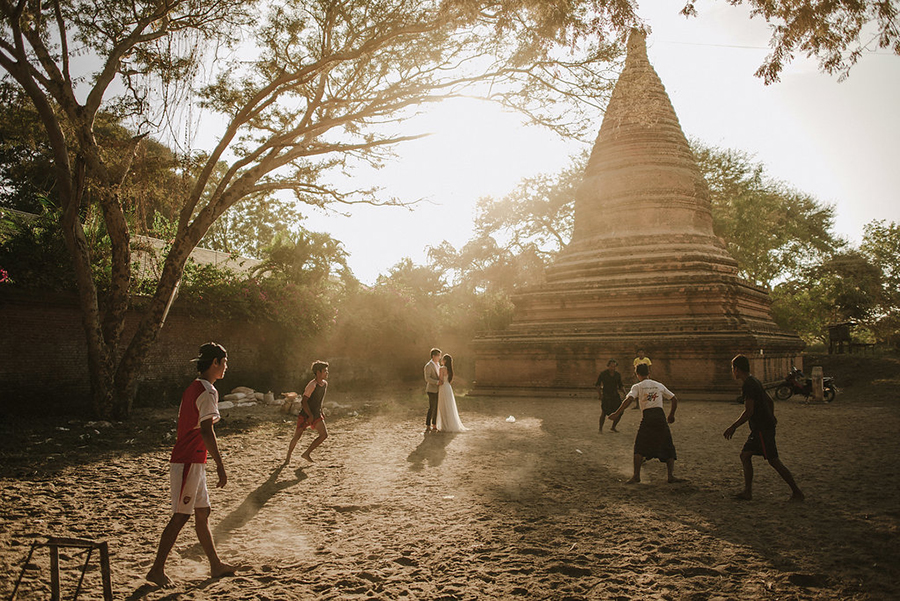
[472,30,803,401]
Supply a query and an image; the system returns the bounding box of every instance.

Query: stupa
[472,30,803,400]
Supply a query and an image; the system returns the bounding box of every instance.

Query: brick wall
[0,290,310,415]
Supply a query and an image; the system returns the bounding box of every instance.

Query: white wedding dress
[436,371,467,433]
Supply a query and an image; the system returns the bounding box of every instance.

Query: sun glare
[301,98,581,284]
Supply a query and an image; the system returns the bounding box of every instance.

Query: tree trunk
[57,174,121,418]
[109,226,205,417]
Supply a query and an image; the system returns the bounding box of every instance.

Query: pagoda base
[471,332,802,400]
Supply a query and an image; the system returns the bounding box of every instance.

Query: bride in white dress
[435,354,466,433]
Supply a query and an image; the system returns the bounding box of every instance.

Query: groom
[424,348,441,433]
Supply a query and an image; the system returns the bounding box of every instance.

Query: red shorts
[295,413,324,432]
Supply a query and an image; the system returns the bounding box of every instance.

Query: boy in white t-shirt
[610,363,683,484]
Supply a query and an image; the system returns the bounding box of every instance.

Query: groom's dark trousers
[426,392,438,428]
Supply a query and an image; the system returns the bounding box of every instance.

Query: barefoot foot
[211,562,238,578]
[301,452,314,462]
[733,491,752,501]
[789,491,806,502]
[146,569,173,588]
[625,477,640,485]
[667,477,686,484]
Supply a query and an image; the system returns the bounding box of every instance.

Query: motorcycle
[774,367,836,402]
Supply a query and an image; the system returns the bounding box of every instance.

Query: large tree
[860,220,900,345]
[692,142,841,287]
[0,0,634,418]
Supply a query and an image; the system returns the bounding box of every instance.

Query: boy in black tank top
[286,361,330,464]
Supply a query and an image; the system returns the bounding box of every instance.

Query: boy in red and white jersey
[146,342,237,587]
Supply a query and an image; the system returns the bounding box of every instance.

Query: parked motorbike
[774,367,836,402]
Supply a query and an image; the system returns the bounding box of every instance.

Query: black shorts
[601,395,621,415]
[743,429,779,460]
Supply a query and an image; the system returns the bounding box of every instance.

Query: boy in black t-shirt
[724,355,804,501]
[596,359,625,433]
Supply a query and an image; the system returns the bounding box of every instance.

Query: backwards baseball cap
[191,342,227,363]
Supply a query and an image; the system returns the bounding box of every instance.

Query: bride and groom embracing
[424,348,467,434]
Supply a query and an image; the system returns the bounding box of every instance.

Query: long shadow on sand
[407,432,457,470]
[182,462,307,559]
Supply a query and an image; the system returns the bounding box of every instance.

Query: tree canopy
[681,0,900,83]
[860,220,900,344]
[0,0,634,417]
[692,141,841,287]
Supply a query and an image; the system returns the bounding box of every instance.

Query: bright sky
[295,3,900,284]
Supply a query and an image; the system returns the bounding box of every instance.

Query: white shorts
[170,462,211,514]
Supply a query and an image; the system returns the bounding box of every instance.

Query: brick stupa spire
[472,30,803,399]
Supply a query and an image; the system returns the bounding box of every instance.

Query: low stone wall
[0,290,309,415]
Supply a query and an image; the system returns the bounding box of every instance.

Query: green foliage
[692,141,841,287]
[325,271,436,379]
[770,251,881,344]
[819,252,883,322]
[0,82,190,229]
[861,220,900,301]
[681,0,900,83]
[473,153,584,261]
[201,194,304,258]
[131,222,348,335]
[861,220,900,346]
[174,263,335,339]
[0,205,74,290]
[425,154,585,299]
[0,84,57,213]
[770,283,832,344]
[0,201,124,295]
[253,229,349,286]
[376,258,445,297]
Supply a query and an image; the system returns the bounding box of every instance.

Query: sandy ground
[2,359,899,600]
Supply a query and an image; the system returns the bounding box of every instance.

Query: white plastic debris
[575,449,583,454]
[506,415,516,423]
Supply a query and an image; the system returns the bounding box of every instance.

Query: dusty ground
[1,354,899,600]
